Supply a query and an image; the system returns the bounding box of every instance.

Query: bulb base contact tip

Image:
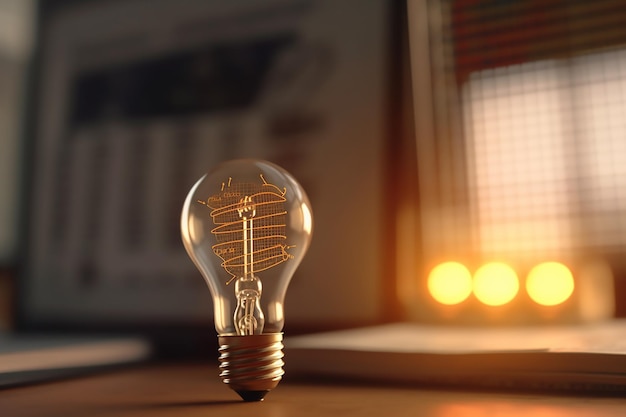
[218,333,285,401]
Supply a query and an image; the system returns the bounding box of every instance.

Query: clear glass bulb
[180,159,312,400]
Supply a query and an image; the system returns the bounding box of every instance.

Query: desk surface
[1,363,626,417]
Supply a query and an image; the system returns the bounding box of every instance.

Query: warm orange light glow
[427,262,473,305]
[473,262,519,306]
[526,262,574,306]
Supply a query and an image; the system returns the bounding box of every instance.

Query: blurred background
[1,0,626,354]
[402,0,626,324]
[0,0,400,350]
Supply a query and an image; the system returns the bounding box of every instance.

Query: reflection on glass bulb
[181,159,312,401]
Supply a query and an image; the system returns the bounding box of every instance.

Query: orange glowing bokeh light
[526,262,574,306]
[473,262,519,306]
[427,262,473,305]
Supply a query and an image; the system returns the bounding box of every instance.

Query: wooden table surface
[1,362,626,417]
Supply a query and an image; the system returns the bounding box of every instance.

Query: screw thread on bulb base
[218,333,284,402]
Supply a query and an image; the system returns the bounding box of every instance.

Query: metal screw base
[218,333,284,402]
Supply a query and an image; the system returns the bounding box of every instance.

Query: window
[464,49,626,258]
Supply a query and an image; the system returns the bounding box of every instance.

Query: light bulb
[181,159,313,401]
